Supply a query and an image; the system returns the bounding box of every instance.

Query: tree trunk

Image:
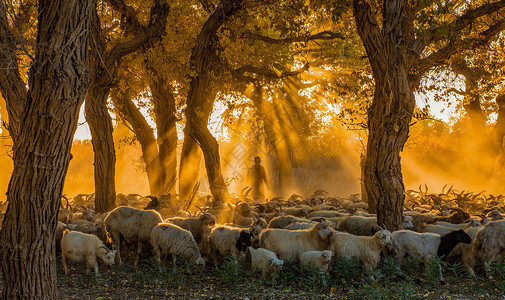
[0,0,92,298]
[183,0,243,204]
[179,128,203,200]
[112,90,163,196]
[85,86,116,213]
[354,0,415,230]
[150,77,178,194]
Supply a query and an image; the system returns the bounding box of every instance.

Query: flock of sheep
[7,187,505,286]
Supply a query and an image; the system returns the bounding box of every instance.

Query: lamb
[268,216,309,229]
[209,225,253,266]
[259,220,334,261]
[300,250,333,273]
[61,230,116,275]
[330,229,392,279]
[337,215,413,236]
[103,206,163,266]
[392,229,471,283]
[472,220,505,279]
[150,223,205,266]
[166,213,216,244]
[248,247,284,277]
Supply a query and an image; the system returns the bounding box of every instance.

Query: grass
[53,253,505,299]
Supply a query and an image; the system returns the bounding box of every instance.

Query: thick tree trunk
[112,91,163,196]
[183,0,243,204]
[354,0,415,230]
[150,78,178,194]
[179,129,203,200]
[0,0,92,298]
[85,86,116,213]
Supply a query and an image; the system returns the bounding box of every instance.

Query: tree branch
[93,0,170,88]
[416,19,505,78]
[0,1,28,140]
[242,30,346,44]
[427,0,505,44]
[231,62,310,81]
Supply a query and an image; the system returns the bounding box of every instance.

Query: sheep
[166,213,216,244]
[103,206,163,266]
[259,220,334,261]
[404,211,439,231]
[392,229,471,283]
[330,229,392,280]
[56,222,76,251]
[306,211,345,219]
[337,215,413,236]
[486,210,503,221]
[60,229,116,275]
[268,216,309,229]
[472,220,505,279]
[285,222,314,230]
[248,247,284,277]
[209,225,253,266]
[150,223,205,266]
[300,250,333,273]
[445,226,481,276]
[436,210,470,224]
[421,220,481,236]
[71,219,97,234]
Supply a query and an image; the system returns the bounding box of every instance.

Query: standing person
[247,156,269,201]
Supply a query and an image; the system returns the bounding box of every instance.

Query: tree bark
[112,90,163,196]
[0,0,92,298]
[179,128,203,200]
[150,76,178,194]
[183,0,243,203]
[354,0,415,230]
[86,85,117,213]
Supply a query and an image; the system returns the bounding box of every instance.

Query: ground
[2,253,504,299]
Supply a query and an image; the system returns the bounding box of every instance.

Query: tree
[86,0,169,212]
[0,0,93,297]
[353,0,505,229]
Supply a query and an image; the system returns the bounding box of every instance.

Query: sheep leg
[153,245,161,264]
[134,240,142,267]
[484,253,497,280]
[62,251,69,275]
[172,255,177,266]
[462,248,476,277]
[111,231,122,265]
[86,255,97,276]
[438,263,445,284]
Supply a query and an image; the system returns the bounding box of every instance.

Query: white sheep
[300,250,333,273]
[150,223,205,266]
[330,229,392,280]
[248,247,284,277]
[61,230,116,275]
[472,220,505,279]
[209,225,253,266]
[103,206,163,266]
[259,220,334,261]
[392,229,471,283]
[337,215,413,236]
[165,213,216,244]
[268,216,310,229]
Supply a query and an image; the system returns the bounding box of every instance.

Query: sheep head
[374,229,392,250]
[97,246,116,266]
[200,213,216,227]
[403,215,414,229]
[314,220,334,240]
